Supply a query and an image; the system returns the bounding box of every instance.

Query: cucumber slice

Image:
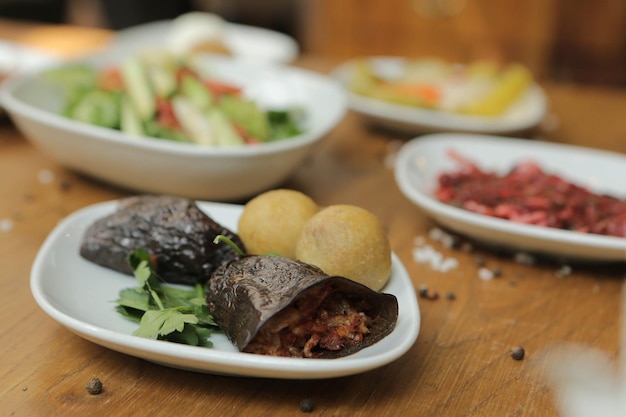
[120,95,144,136]
[207,109,244,147]
[171,95,214,146]
[121,57,156,121]
[44,65,98,89]
[147,65,177,98]
[67,89,121,128]
[180,74,213,111]
[219,95,269,141]
[139,49,179,98]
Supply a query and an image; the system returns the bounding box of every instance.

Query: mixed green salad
[44,50,304,147]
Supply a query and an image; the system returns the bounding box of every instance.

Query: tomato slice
[156,97,180,129]
[233,123,260,144]
[175,66,200,84]
[204,80,242,97]
[98,68,124,91]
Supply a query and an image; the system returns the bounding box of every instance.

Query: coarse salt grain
[478,267,494,281]
[428,227,444,241]
[412,243,459,273]
[440,233,457,249]
[440,257,459,272]
[413,244,442,264]
[0,218,13,232]
[38,169,54,184]
[413,228,461,272]
[383,140,403,170]
[428,226,459,248]
[383,153,395,170]
[555,265,572,277]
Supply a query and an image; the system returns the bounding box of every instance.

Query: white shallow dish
[332,57,548,135]
[31,200,420,379]
[394,133,626,262]
[0,55,346,201]
[111,19,299,64]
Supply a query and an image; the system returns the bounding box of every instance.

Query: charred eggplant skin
[207,255,399,358]
[80,195,244,285]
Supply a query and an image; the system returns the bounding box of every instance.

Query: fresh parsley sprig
[115,248,217,347]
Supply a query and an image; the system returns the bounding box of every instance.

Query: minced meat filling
[243,283,371,358]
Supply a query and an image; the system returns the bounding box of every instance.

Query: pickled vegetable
[460,64,532,116]
[347,57,534,116]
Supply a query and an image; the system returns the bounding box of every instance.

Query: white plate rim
[110,19,299,64]
[0,40,60,75]
[332,56,548,134]
[0,56,346,157]
[394,133,626,261]
[30,200,420,379]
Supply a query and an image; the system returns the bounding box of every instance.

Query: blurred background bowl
[0,54,346,201]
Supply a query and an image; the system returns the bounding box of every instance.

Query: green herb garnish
[115,248,217,347]
[212,234,245,256]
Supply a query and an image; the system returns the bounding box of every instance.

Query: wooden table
[1,19,625,417]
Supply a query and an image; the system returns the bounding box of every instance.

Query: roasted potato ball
[238,189,319,258]
[295,204,392,291]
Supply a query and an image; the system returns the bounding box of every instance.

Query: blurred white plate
[31,200,420,378]
[394,133,626,261]
[0,40,59,77]
[110,19,299,64]
[332,57,548,134]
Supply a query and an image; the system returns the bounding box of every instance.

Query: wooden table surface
[1,19,625,417]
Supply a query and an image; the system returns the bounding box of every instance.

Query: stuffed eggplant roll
[80,195,244,285]
[207,255,398,359]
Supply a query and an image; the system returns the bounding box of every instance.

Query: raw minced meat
[243,283,371,358]
[435,152,626,237]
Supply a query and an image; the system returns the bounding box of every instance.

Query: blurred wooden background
[0,0,624,87]
[296,0,626,87]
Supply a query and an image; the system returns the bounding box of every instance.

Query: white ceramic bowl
[0,55,346,201]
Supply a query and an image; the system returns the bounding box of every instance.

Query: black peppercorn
[418,285,439,300]
[510,346,525,361]
[300,398,315,413]
[59,180,73,191]
[418,284,428,298]
[86,377,103,395]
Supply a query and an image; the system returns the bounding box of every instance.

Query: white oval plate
[394,133,626,261]
[110,19,299,64]
[31,200,420,378]
[332,57,548,134]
